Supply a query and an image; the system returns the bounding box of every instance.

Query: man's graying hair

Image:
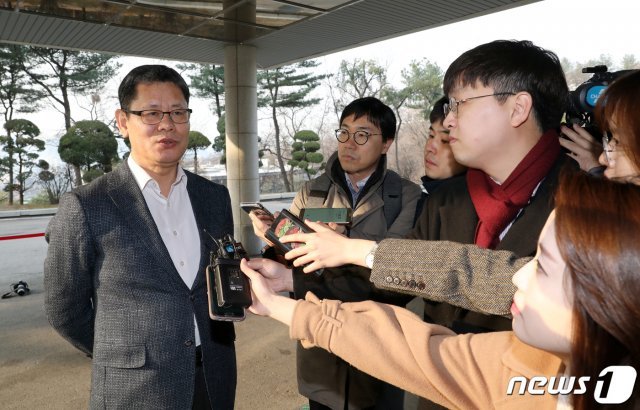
[443,40,568,132]
[118,65,190,110]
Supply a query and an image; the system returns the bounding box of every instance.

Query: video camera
[566,65,635,129]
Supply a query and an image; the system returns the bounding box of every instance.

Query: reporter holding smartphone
[249,97,420,410]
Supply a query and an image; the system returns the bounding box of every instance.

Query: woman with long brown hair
[242,170,639,409]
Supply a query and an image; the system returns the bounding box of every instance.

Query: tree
[258,60,327,191]
[2,119,45,204]
[379,59,444,174]
[289,130,324,180]
[187,131,211,175]
[178,63,225,118]
[402,59,444,120]
[214,114,227,164]
[18,46,120,185]
[58,120,118,184]
[381,86,411,172]
[178,64,228,165]
[329,59,387,122]
[0,44,42,204]
[621,54,640,70]
[38,162,72,204]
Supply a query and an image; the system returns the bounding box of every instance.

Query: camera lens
[14,283,27,296]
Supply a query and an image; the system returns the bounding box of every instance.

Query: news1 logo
[506,366,637,404]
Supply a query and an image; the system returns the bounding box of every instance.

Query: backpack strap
[382,170,403,230]
[306,173,332,208]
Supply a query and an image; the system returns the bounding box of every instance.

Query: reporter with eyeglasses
[248,96,420,410]
[44,65,236,409]
[255,49,640,338]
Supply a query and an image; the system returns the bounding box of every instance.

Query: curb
[0,208,58,219]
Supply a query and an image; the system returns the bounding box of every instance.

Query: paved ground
[0,272,305,410]
[0,211,306,410]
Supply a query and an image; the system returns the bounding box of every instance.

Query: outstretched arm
[241,259,540,409]
[282,223,527,317]
[370,239,528,317]
[281,220,375,272]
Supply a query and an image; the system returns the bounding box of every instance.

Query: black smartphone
[264,210,324,277]
[240,202,274,219]
[264,209,312,253]
[300,207,352,225]
[206,265,246,321]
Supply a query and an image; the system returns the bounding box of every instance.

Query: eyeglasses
[124,109,192,124]
[602,133,619,165]
[335,129,381,145]
[443,92,515,117]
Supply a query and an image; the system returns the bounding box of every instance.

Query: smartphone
[300,207,352,225]
[206,265,246,321]
[240,202,274,219]
[264,210,324,277]
[264,209,312,252]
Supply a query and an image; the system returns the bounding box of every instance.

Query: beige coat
[291,293,563,410]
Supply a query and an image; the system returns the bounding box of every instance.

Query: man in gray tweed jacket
[44,65,236,409]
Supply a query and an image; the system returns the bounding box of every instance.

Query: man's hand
[280,220,375,273]
[242,258,293,293]
[559,123,603,172]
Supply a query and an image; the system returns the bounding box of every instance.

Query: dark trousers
[193,346,212,410]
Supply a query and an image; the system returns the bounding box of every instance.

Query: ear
[381,137,394,154]
[115,109,130,139]
[510,92,533,128]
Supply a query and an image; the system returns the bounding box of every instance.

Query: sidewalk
[0,274,306,410]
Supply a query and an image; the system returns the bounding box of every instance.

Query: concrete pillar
[224,1,260,254]
[225,44,259,254]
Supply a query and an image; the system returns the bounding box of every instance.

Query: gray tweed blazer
[44,162,236,409]
[371,155,573,330]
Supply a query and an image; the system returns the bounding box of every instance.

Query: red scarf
[467,130,560,249]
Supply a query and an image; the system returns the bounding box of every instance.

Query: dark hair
[339,97,396,142]
[595,70,640,174]
[555,171,640,409]
[443,40,568,132]
[429,96,448,124]
[118,65,189,110]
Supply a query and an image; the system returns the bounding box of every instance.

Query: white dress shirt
[128,156,202,345]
